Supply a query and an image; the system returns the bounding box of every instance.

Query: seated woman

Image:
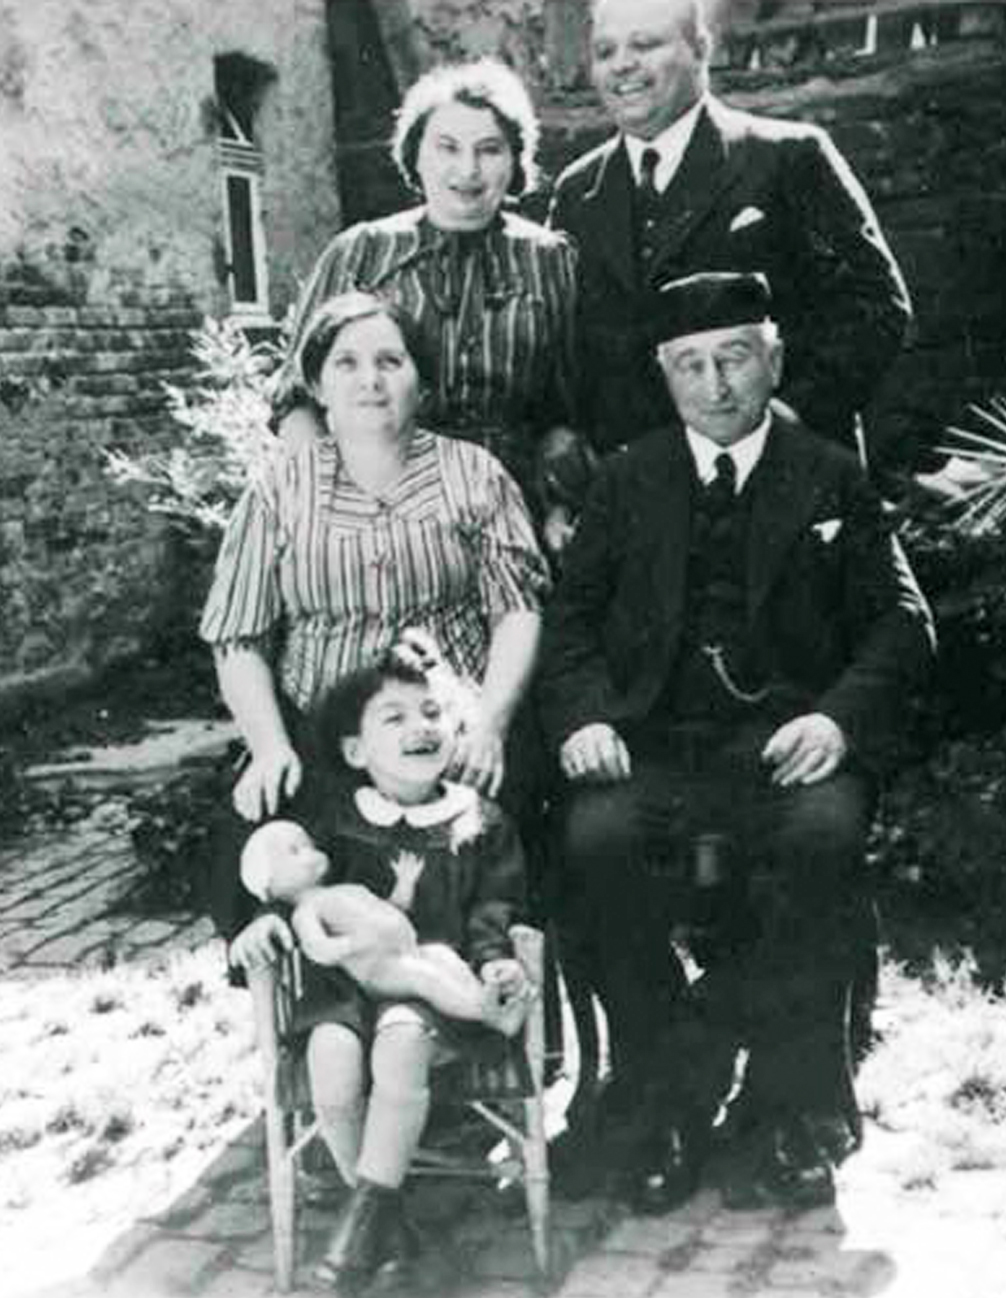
[273,58,578,514]
[232,643,530,1291]
[199,290,550,941]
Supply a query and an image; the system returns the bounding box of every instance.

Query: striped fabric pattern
[277,208,578,486]
[199,429,551,712]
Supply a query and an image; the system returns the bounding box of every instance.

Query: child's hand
[388,851,426,911]
[230,913,294,970]
[481,958,528,1002]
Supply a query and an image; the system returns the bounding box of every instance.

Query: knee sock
[307,1025,366,1185]
[355,1021,435,1188]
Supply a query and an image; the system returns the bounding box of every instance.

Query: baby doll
[240,819,528,1036]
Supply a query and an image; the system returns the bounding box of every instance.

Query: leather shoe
[805,1110,861,1165]
[630,1120,706,1215]
[722,1117,835,1211]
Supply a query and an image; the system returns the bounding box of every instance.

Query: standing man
[549,0,911,461]
[537,272,933,1210]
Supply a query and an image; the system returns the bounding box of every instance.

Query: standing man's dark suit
[538,324,934,1207]
[549,17,911,456]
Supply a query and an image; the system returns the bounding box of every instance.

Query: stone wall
[0,0,340,703]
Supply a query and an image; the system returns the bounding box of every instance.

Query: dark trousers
[558,719,875,1121]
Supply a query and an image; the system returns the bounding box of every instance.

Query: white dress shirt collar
[685,412,771,492]
[624,95,707,193]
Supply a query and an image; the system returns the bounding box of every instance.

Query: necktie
[703,451,737,516]
[639,146,660,203]
[714,452,736,491]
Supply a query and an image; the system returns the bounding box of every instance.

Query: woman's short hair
[392,58,540,197]
[297,291,435,391]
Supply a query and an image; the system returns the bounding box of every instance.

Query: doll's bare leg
[397,944,528,1037]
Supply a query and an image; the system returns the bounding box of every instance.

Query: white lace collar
[354,781,477,828]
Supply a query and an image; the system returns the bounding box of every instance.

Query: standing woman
[200,292,550,940]
[274,58,578,506]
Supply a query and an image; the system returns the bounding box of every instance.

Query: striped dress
[199,428,551,713]
[276,207,578,495]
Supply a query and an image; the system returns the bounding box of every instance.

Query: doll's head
[240,820,329,904]
[314,634,460,805]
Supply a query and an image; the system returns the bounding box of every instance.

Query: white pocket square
[812,519,843,543]
[730,206,765,233]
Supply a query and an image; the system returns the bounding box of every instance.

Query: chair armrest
[248,963,281,1074]
[247,950,303,1086]
[508,925,546,1093]
[508,924,544,993]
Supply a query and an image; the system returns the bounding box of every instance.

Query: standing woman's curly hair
[392,58,541,198]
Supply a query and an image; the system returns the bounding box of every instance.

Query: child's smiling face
[341,680,455,804]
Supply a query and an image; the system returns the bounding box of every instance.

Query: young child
[230,639,530,1290]
[240,818,529,1035]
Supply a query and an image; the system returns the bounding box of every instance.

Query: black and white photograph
[2,3,1005,1296]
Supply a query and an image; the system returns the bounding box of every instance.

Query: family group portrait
[2,2,1005,1297]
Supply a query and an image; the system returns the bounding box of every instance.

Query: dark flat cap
[652,272,773,345]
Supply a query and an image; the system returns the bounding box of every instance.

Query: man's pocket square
[812,519,843,543]
[730,206,765,232]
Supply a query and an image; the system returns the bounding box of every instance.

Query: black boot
[315,1178,401,1293]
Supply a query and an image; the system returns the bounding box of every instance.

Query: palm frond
[933,398,1006,536]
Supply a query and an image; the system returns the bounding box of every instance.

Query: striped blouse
[276,207,578,494]
[199,429,551,713]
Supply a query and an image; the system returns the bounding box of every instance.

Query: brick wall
[0,259,202,701]
[0,0,340,704]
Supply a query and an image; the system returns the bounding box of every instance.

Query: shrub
[873,396,1006,960]
[105,315,285,534]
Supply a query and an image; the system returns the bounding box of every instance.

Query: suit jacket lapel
[746,411,825,620]
[648,99,745,281]
[583,136,638,293]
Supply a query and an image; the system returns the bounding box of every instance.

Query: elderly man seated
[538,272,934,1211]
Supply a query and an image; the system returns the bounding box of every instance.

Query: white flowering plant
[105,316,284,532]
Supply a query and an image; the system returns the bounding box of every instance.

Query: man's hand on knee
[560,723,632,783]
[762,713,848,787]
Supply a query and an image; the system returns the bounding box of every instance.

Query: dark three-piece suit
[548,97,912,456]
[537,405,934,1127]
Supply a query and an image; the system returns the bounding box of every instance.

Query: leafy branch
[105,315,286,532]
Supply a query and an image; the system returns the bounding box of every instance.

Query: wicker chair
[247,923,550,1292]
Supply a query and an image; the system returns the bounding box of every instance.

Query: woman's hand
[233,744,303,822]
[560,722,631,783]
[229,913,294,970]
[451,713,506,797]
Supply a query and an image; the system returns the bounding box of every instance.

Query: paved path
[30,1129,1006,1298]
[4,723,1005,1298]
[1,720,232,975]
